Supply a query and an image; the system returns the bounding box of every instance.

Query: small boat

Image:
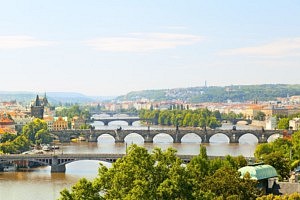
[51,145,59,150]
[78,136,86,141]
[42,145,51,151]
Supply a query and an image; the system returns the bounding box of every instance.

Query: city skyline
[0,1,300,96]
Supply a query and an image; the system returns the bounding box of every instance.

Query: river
[0,120,279,200]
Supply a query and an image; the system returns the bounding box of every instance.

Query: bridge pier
[88,135,98,142]
[0,164,4,172]
[258,134,268,143]
[51,164,66,173]
[51,156,66,173]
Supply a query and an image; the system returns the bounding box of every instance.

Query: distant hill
[0,91,114,104]
[116,84,300,103]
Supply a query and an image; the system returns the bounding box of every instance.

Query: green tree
[202,167,260,200]
[0,133,17,143]
[262,151,290,181]
[35,129,53,145]
[291,130,300,160]
[59,178,102,200]
[277,118,290,130]
[22,118,48,143]
[254,111,266,121]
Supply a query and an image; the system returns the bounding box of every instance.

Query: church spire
[35,95,41,106]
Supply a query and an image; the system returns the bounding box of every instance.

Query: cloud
[0,35,56,49]
[220,37,300,57]
[84,33,203,52]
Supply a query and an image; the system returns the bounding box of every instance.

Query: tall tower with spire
[30,95,44,119]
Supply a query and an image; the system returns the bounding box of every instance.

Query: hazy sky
[1,1,300,96]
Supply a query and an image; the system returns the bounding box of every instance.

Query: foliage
[257,193,300,200]
[254,111,266,121]
[59,145,261,200]
[117,84,300,103]
[59,178,103,200]
[291,130,300,160]
[0,135,31,154]
[277,118,290,130]
[254,138,292,180]
[139,108,222,129]
[56,105,91,120]
[22,118,48,143]
[262,152,290,181]
[0,133,17,143]
[202,167,260,200]
[0,118,52,154]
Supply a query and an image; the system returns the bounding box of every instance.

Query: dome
[238,164,278,180]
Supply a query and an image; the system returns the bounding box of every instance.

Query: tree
[254,111,266,121]
[35,129,53,145]
[262,152,290,181]
[22,118,48,143]
[202,167,260,200]
[277,118,290,130]
[60,145,258,200]
[0,133,17,143]
[59,178,102,200]
[291,130,300,160]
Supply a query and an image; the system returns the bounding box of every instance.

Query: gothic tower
[31,95,44,119]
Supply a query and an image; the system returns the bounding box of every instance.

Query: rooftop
[238,164,278,180]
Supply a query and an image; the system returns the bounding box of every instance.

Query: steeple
[31,94,44,119]
[35,95,41,106]
[43,93,49,106]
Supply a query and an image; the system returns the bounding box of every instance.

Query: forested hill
[116,84,300,103]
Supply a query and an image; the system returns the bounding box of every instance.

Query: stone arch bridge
[51,129,283,143]
[91,117,144,126]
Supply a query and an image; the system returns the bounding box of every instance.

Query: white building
[265,117,277,130]
[289,118,300,130]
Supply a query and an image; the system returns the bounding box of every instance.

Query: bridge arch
[107,119,131,126]
[97,133,115,143]
[124,133,144,144]
[153,133,174,143]
[181,133,202,143]
[266,133,281,143]
[238,133,259,144]
[208,133,230,143]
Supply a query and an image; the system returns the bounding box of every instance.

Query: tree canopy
[59,145,259,200]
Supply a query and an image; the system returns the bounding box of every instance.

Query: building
[265,117,277,130]
[238,164,278,194]
[43,116,54,131]
[12,115,34,132]
[71,116,86,129]
[53,117,68,130]
[30,95,44,119]
[289,118,300,130]
[30,94,51,119]
[0,113,16,135]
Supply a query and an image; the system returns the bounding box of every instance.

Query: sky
[0,0,300,96]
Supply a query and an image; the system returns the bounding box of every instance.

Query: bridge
[91,116,143,126]
[222,119,252,125]
[51,128,284,143]
[0,153,194,173]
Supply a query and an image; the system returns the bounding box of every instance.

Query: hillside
[0,91,113,104]
[116,84,300,103]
